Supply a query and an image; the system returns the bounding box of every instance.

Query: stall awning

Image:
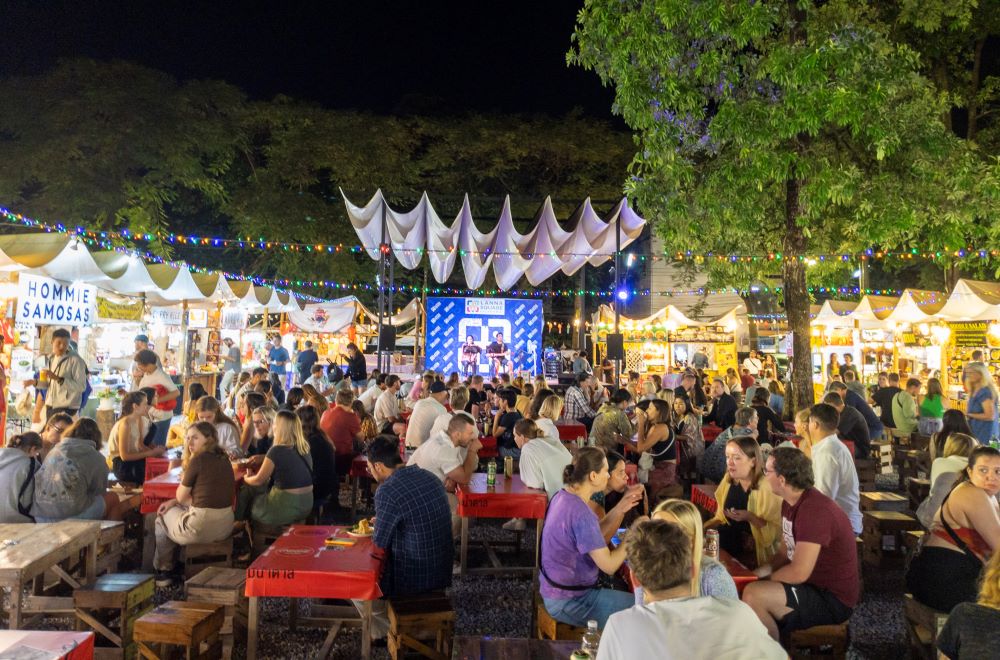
[811,300,859,328]
[937,279,1000,321]
[883,289,947,324]
[594,303,740,330]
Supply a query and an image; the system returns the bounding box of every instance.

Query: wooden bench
[386,591,455,660]
[787,623,848,659]
[133,600,224,660]
[535,594,587,642]
[184,567,247,660]
[859,491,909,513]
[870,441,893,475]
[180,538,234,578]
[74,573,154,660]
[861,511,922,568]
[903,594,948,660]
[853,459,877,492]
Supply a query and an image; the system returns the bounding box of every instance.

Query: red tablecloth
[0,631,95,659]
[478,435,499,459]
[702,424,723,443]
[456,474,547,520]
[691,483,718,513]
[350,455,371,479]
[143,456,171,483]
[245,525,383,600]
[141,464,247,514]
[555,422,587,442]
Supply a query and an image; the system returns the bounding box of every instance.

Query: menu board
[951,321,989,348]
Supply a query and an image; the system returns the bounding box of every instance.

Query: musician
[461,336,482,377]
[486,332,510,378]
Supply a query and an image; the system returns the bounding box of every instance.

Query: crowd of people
[4,334,1000,658]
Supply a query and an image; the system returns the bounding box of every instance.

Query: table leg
[85,539,97,585]
[8,582,22,629]
[534,518,542,577]
[289,597,298,631]
[361,599,372,660]
[247,596,259,660]
[460,516,469,576]
[142,513,156,572]
[350,477,359,520]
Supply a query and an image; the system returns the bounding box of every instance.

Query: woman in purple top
[540,446,634,628]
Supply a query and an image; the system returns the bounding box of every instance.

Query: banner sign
[188,309,208,329]
[97,295,144,322]
[425,297,543,375]
[221,307,248,330]
[150,306,183,325]
[16,273,97,326]
[951,321,988,347]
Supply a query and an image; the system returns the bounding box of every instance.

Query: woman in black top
[342,343,368,395]
[750,393,784,445]
[235,410,313,526]
[634,399,677,497]
[296,405,337,511]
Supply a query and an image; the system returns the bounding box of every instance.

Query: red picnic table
[245,525,384,660]
[555,421,587,442]
[691,483,718,513]
[140,463,247,514]
[456,473,547,576]
[0,631,95,660]
[702,424,723,443]
[478,435,499,459]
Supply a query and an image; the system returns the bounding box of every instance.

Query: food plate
[346,529,373,538]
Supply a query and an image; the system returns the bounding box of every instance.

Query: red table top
[478,435,499,459]
[456,473,548,520]
[0,631,95,659]
[702,424,723,443]
[555,422,587,442]
[691,483,718,513]
[719,549,758,596]
[245,525,384,600]
[350,455,371,479]
[140,463,247,514]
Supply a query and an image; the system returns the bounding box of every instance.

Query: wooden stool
[787,623,848,659]
[859,491,909,513]
[907,477,930,512]
[861,510,922,568]
[74,573,154,659]
[903,530,925,560]
[250,522,296,558]
[535,593,587,642]
[903,594,948,660]
[97,521,125,576]
[184,567,247,660]
[133,600,224,660]
[853,459,877,492]
[386,592,455,660]
[871,441,893,475]
[180,538,234,577]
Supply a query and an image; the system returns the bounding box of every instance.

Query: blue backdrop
[425,297,543,375]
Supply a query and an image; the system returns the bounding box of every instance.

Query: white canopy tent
[937,279,1000,321]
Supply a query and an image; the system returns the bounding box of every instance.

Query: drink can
[504,455,513,479]
[576,435,585,449]
[487,459,497,487]
[705,529,720,559]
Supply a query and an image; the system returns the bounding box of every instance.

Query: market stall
[592,304,740,380]
[936,280,1000,409]
[883,289,948,381]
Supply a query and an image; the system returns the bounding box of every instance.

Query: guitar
[487,343,510,375]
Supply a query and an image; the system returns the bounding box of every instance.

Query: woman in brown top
[153,421,236,587]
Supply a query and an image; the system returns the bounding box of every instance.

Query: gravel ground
[15,474,915,659]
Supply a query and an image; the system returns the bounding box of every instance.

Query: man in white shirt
[405,381,449,449]
[517,424,572,499]
[303,363,336,399]
[373,374,405,435]
[743,349,763,377]
[407,415,482,536]
[597,519,785,660]
[807,403,863,535]
[358,374,385,413]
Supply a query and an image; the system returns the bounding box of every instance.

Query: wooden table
[0,522,101,629]
[452,636,580,659]
[456,474,548,576]
[244,525,383,660]
[0,630,95,659]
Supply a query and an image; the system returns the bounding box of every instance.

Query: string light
[2,207,996,263]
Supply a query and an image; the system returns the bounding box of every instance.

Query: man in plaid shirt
[564,372,601,431]
[354,435,453,639]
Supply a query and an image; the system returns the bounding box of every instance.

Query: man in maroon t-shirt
[321,389,364,474]
[742,446,859,639]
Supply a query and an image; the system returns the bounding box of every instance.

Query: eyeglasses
[53,426,68,433]
[763,468,776,475]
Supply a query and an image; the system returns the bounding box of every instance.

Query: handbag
[638,428,675,484]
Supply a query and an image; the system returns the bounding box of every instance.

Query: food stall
[592,304,740,379]
[883,289,948,380]
[936,279,1000,410]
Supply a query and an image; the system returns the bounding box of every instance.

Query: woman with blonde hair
[704,435,781,567]
[194,396,242,458]
[154,421,235,587]
[917,432,979,529]
[639,380,658,402]
[535,394,564,444]
[235,409,314,527]
[937,549,1000,657]
[300,383,329,413]
[793,408,814,458]
[965,363,998,446]
[652,499,738,598]
[766,380,785,417]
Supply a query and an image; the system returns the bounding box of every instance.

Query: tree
[570,0,998,410]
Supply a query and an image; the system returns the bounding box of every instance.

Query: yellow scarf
[711,474,783,566]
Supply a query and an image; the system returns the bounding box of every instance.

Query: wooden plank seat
[180,538,233,578]
[859,491,909,513]
[903,594,948,660]
[74,573,154,660]
[133,600,224,660]
[535,593,586,642]
[861,511,922,568]
[386,591,455,660]
[96,521,126,576]
[853,459,877,492]
[906,477,930,512]
[184,567,247,660]
[787,623,848,659]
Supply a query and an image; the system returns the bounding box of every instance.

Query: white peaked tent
[882,289,947,325]
[342,189,647,290]
[812,300,859,328]
[937,279,1000,321]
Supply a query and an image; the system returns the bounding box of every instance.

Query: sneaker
[154,571,176,588]
[502,518,526,532]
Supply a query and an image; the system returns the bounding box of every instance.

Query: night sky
[1,0,615,118]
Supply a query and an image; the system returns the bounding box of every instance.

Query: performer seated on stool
[461,336,481,378]
[486,332,510,379]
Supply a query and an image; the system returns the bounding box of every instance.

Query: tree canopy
[571,0,1000,408]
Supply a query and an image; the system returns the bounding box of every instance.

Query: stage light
[616,289,629,302]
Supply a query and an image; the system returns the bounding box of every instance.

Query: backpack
[17,458,37,522]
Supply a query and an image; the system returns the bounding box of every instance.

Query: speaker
[378,325,397,351]
[606,333,625,360]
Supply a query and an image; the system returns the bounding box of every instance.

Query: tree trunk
[783,177,813,414]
